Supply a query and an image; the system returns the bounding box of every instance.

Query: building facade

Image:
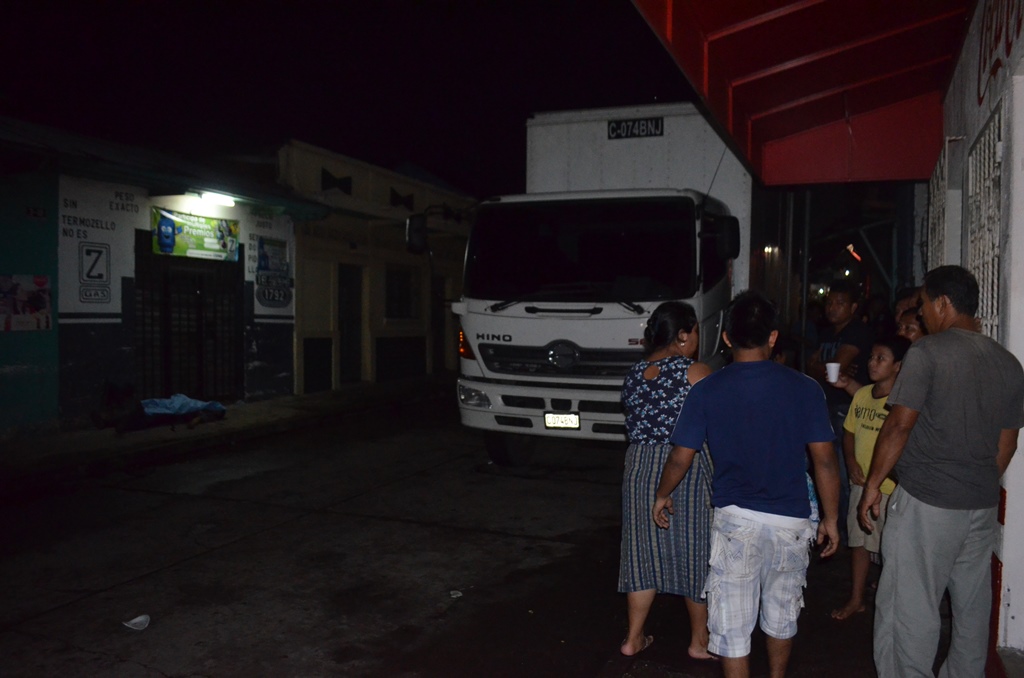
[277,141,471,393]
[1,123,471,442]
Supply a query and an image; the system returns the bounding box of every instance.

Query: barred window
[965,104,1002,339]
[926,143,946,272]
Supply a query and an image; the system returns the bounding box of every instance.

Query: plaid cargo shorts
[704,510,814,658]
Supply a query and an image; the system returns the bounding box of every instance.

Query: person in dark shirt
[655,291,840,676]
[806,280,874,538]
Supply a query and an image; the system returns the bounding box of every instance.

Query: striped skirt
[618,442,713,599]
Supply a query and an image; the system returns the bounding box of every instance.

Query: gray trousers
[874,486,997,678]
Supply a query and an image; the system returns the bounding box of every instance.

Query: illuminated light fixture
[846,243,862,262]
[457,327,476,360]
[200,191,235,207]
[844,269,851,276]
[818,287,826,295]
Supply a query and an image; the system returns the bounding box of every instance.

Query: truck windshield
[464,197,697,302]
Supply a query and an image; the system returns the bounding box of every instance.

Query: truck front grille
[478,343,641,378]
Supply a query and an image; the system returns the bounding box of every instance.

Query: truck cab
[408,103,751,464]
[451,189,738,464]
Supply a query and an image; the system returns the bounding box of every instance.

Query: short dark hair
[894,286,918,303]
[923,265,979,317]
[873,335,912,364]
[643,301,698,358]
[724,290,778,349]
[827,279,859,305]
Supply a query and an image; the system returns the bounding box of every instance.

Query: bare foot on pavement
[831,599,866,620]
[620,635,653,656]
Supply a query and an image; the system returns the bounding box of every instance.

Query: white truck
[428,103,751,465]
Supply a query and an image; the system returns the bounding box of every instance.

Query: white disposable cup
[826,362,841,383]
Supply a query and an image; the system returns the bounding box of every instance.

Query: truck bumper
[457,377,628,442]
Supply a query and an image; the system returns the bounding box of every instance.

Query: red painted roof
[633,0,972,185]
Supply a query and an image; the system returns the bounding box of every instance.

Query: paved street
[0,400,632,676]
[0,395,962,677]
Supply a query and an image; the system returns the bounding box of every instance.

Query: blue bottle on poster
[157,215,176,253]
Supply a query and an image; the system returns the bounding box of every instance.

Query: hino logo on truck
[547,340,580,369]
[477,333,512,342]
[607,117,663,140]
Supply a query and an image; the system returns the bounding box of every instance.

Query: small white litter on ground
[122,614,150,630]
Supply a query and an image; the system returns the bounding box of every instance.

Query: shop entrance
[134,230,245,401]
[337,263,363,383]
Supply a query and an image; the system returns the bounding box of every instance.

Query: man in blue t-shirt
[654,290,840,678]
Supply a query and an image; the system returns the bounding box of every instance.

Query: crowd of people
[617,265,1024,678]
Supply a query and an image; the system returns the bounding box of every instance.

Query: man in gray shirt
[859,265,1024,678]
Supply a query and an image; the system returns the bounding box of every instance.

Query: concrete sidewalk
[0,374,456,501]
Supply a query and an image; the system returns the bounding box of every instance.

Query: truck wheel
[484,432,536,467]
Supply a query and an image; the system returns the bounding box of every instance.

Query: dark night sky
[1,1,693,197]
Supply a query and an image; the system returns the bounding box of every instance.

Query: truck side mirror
[699,214,740,261]
[718,216,740,260]
[406,214,429,254]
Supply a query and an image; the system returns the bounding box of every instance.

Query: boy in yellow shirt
[830,335,911,619]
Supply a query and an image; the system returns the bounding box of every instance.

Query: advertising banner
[243,210,295,318]
[151,207,240,261]
[255,236,293,308]
[1,274,53,331]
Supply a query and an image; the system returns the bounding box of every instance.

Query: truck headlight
[458,384,491,408]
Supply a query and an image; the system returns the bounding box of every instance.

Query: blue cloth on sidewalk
[141,394,226,417]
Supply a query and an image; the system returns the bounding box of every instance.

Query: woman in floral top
[619,301,714,659]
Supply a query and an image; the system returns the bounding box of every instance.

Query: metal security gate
[134,230,244,401]
[927,141,948,271]
[966,104,1003,340]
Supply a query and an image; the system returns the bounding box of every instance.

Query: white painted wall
[58,176,145,319]
[998,76,1024,650]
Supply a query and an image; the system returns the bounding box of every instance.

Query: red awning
[633,0,972,185]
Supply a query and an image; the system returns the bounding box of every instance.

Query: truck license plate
[544,412,580,429]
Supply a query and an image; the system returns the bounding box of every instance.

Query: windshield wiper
[618,301,645,315]
[489,300,523,312]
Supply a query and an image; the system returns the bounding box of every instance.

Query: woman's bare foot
[683,598,714,661]
[688,645,718,660]
[831,599,866,620]
[620,634,653,656]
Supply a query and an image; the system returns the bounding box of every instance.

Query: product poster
[151,207,240,261]
[0,275,53,331]
[243,211,295,318]
[255,236,293,308]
